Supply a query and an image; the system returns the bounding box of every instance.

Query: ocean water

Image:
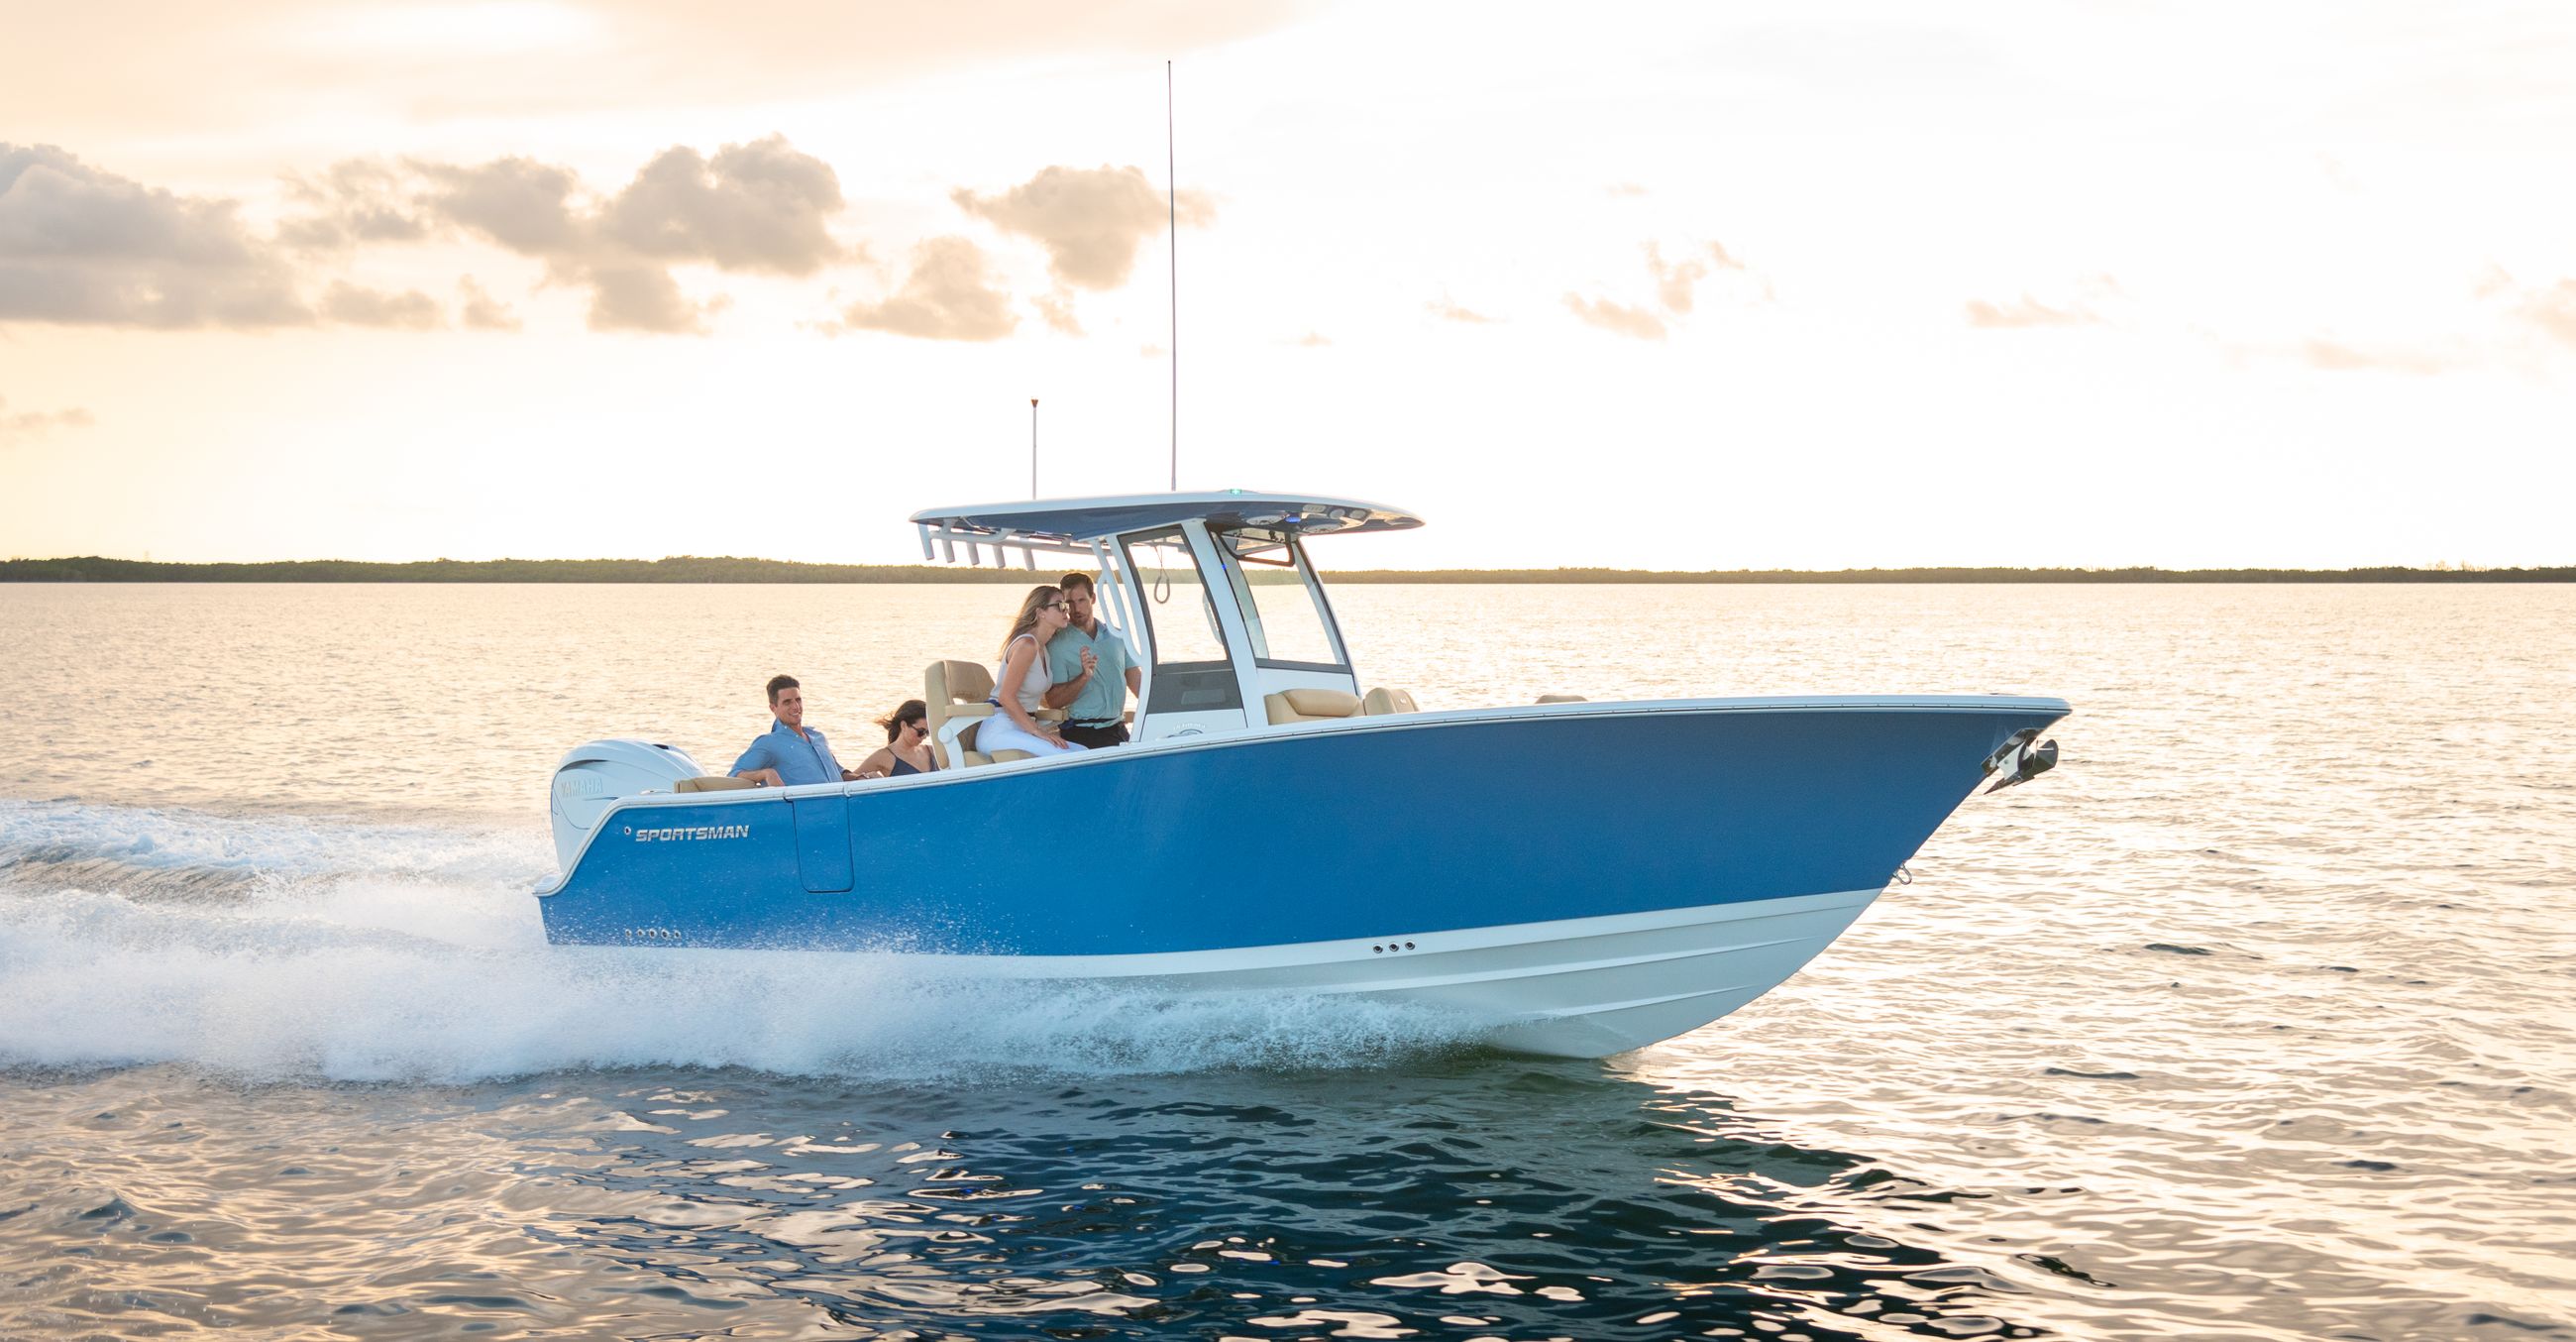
[1,582,2570,1341]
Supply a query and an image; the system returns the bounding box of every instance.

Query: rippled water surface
[3,583,2571,1340]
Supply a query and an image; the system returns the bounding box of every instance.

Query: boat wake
[0,800,1484,1084]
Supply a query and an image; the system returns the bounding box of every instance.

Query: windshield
[1123,527,1243,714]
[1215,527,1346,670]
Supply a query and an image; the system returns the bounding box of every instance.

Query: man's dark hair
[1058,572,1096,596]
[766,674,800,705]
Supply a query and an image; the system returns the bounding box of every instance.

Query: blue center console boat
[539,492,2068,1058]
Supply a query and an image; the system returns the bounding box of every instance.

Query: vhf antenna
[1166,59,1178,493]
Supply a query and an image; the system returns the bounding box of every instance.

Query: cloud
[0,142,310,328]
[2302,338,2450,376]
[8,138,1096,342]
[1033,289,1082,335]
[1645,242,1707,314]
[417,157,585,255]
[1563,292,1665,340]
[406,137,850,333]
[1965,294,2101,328]
[953,165,1212,290]
[1427,297,1494,324]
[320,280,442,329]
[0,392,95,447]
[1966,275,2119,330]
[457,277,521,331]
[588,264,727,335]
[2466,269,2576,356]
[1569,241,1756,336]
[597,136,848,275]
[277,159,430,253]
[2515,279,2576,347]
[830,236,1015,341]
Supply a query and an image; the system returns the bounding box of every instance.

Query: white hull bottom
[953,888,1885,1059]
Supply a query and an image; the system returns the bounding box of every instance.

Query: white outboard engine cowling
[549,738,706,870]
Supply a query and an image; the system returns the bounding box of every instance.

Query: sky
[4,0,2574,572]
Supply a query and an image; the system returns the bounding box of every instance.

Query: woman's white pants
[976,714,1087,757]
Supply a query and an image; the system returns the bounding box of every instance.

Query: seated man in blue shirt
[731,675,865,787]
[1043,571,1142,748]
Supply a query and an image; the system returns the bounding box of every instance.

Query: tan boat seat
[1536,693,1587,705]
[1266,687,1363,725]
[928,657,1071,766]
[927,659,1000,767]
[675,774,759,793]
[1360,687,1419,716]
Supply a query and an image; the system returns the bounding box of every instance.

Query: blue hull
[538,700,2068,955]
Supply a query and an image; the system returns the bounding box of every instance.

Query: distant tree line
[0,556,1031,584]
[1326,564,2576,584]
[5,556,2570,584]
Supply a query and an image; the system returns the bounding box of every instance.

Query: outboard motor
[549,738,706,869]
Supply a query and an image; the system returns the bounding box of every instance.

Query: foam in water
[0,801,1481,1083]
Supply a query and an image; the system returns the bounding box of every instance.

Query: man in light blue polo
[731,674,863,786]
[1043,571,1141,749]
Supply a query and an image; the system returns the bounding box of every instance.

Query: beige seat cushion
[676,775,758,793]
[1359,687,1419,716]
[930,657,1074,762]
[1535,693,1588,705]
[927,659,998,768]
[1266,687,1363,725]
[928,658,995,709]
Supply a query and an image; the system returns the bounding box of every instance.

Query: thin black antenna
[1166,58,1178,493]
[1029,397,1039,500]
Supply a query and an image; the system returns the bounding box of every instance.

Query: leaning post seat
[926,659,1000,768]
[1360,687,1419,716]
[926,659,1068,767]
[1265,688,1363,725]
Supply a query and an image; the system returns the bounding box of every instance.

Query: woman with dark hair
[978,584,1087,758]
[850,699,939,778]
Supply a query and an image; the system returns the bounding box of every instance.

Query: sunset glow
[5,2,2572,570]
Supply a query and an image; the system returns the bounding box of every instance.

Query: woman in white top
[980,585,1089,758]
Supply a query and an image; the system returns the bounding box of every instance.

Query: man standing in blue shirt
[1043,572,1141,749]
[730,675,863,786]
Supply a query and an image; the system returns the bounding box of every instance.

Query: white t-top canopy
[909,491,1425,544]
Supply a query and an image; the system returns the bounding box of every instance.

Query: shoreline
[5,557,2571,584]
